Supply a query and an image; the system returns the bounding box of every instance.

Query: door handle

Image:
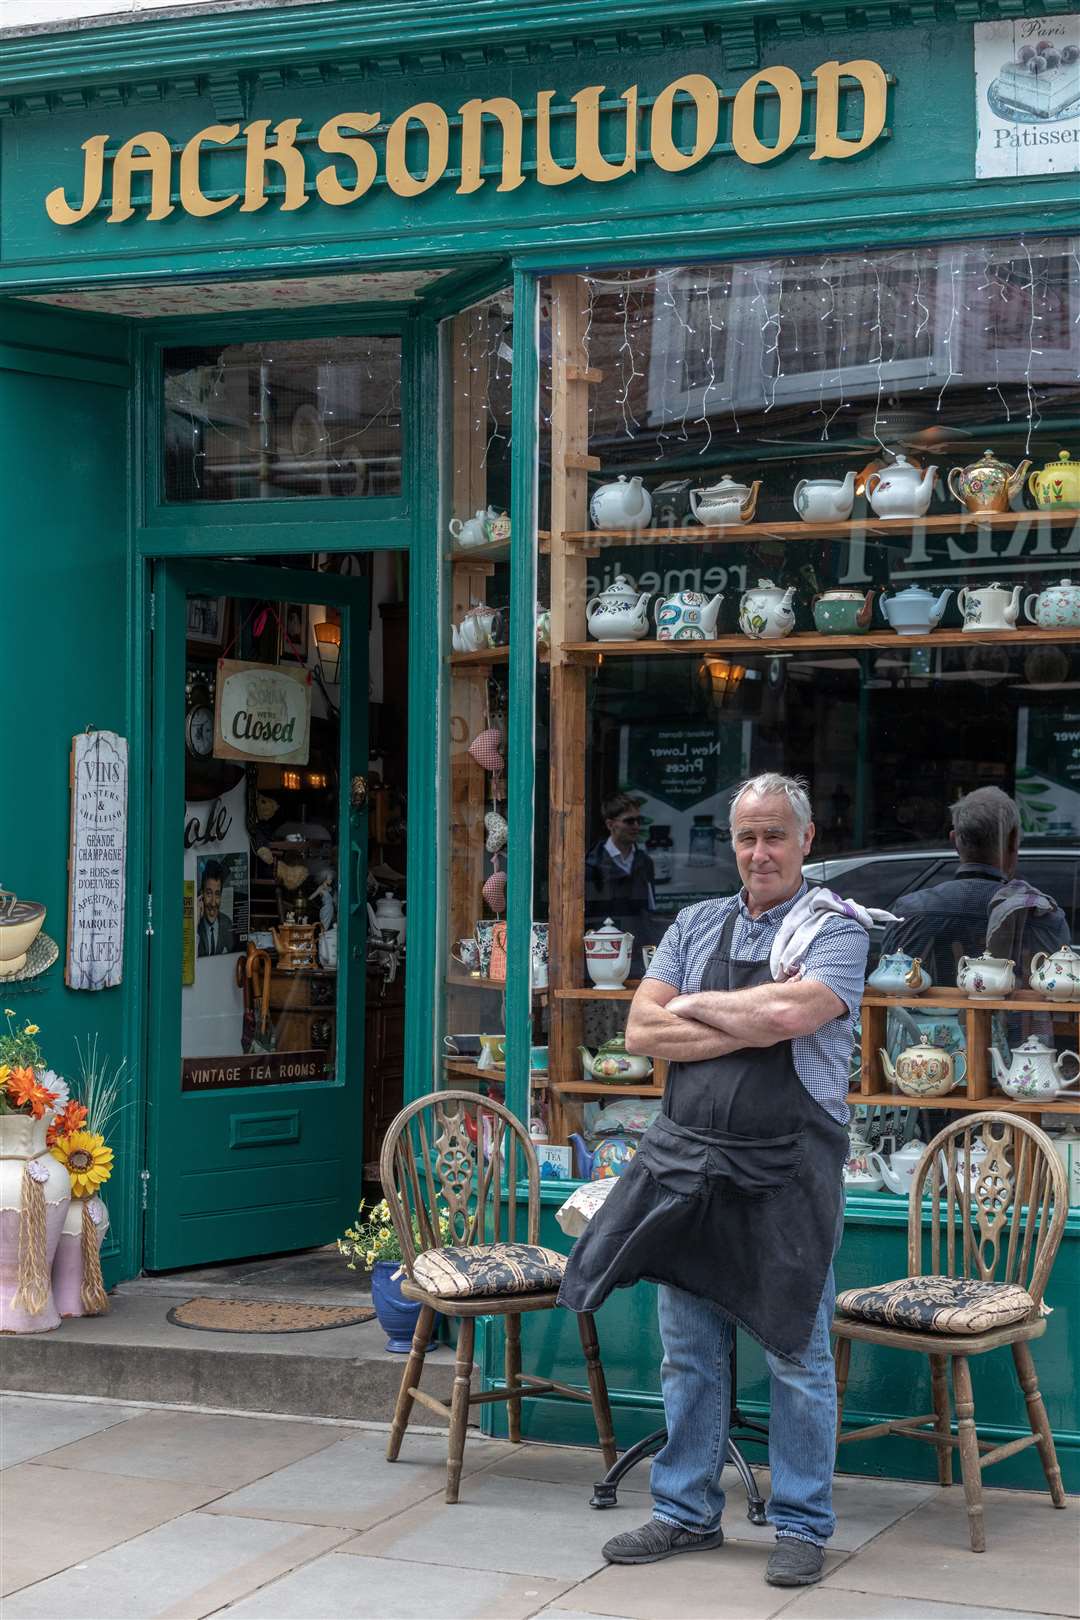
[351,774,368,810]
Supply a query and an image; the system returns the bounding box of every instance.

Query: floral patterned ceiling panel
[20,268,449,317]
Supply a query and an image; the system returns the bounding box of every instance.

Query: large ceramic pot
[0,1114,71,1333]
[371,1259,439,1353]
[51,1196,110,1318]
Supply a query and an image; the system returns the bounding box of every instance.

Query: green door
[146,559,369,1269]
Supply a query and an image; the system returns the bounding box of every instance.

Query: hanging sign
[66,730,127,991]
[213,659,311,766]
[975,14,1080,178]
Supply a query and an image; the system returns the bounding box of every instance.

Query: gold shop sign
[45,60,889,226]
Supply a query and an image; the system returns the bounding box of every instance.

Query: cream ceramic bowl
[0,901,45,977]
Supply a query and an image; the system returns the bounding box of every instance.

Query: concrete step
[1,1289,458,1423]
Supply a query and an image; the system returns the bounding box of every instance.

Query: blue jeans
[650,1268,838,1546]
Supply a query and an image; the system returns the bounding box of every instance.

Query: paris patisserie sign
[975,13,1080,178]
[44,60,889,226]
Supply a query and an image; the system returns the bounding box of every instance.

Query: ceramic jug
[794,472,856,523]
[590,475,652,531]
[947,449,1031,515]
[1029,944,1080,1001]
[578,1035,653,1083]
[584,918,633,989]
[1024,579,1080,630]
[879,1035,965,1099]
[879,585,952,636]
[689,477,761,527]
[738,579,797,640]
[654,590,723,641]
[1028,449,1080,510]
[866,456,938,520]
[957,582,1022,631]
[990,1037,1080,1102]
[956,953,1014,998]
[812,589,874,634]
[585,575,651,641]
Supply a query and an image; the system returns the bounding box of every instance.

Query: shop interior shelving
[563,627,1080,661]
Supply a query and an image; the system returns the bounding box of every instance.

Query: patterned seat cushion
[835,1275,1035,1335]
[411,1242,567,1300]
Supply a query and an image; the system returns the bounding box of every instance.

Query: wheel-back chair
[833,1112,1069,1551]
[379,1090,618,1502]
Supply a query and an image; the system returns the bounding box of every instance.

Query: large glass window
[164,334,402,502]
[535,237,1080,1173]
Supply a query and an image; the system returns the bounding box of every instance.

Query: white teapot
[586,575,651,641]
[654,589,723,640]
[990,1036,1080,1102]
[452,603,498,652]
[957,582,1022,632]
[866,455,938,520]
[590,475,652,531]
[957,953,1014,998]
[794,471,856,523]
[690,476,761,527]
[373,892,406,945]
[448,508,498,549]
[1030,944,1080,1002]
[868,1136,926,1197]
[584,918,633,990]
[739,579,797,640]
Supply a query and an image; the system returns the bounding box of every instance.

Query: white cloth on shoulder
[770,886,900,982]
[986,878,1063,951]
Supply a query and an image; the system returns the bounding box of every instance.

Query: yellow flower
[3,1008,13,1017]
[0,1065,10,1083]
[23,1023,39,1036]
[51,1130,113,1197]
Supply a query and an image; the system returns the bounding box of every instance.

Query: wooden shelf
[564,627,1080,662]
[550,1079,663,1098]
[448,541,510,564]
[449,645,510,667]
[446,971,548,1005]
[862,989,1080,1013]
[554,983,640,1000]
[561,509,1080,554]
[854,1092,1080,1114]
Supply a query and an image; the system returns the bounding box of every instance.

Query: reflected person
[585,792,660,974]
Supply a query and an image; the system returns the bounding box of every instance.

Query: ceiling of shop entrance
[19,266,451,317]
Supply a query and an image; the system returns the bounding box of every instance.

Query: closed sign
[214,660,311,766]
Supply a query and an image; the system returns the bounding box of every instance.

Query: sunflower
[47,1100,89,1148]
[5,1066,58,1119]
[51,1130,114,1197]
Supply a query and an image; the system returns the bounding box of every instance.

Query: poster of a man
[197,857,240,956]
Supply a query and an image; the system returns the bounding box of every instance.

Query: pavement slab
[557,1540,848,1619]
[34,1407,345,1489]
[0,1394,148,1468]
[2,1511,349,1620]
[783,1592,1074,1620]
[204,1427,515,1531]
[218,1551,573,1618]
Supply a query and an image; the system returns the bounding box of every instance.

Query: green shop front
[1,0,1078,1488]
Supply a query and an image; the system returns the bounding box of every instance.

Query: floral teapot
[1024,579,1080,630]
[879,1035,965,1099]
[868,1136,926,1197]
[957,953,1014,998]
[947,449,1031,515]
[654,589,723,641]
[957,581,1022,632]
[585,575,651,642]
[739,579,797,640]
[590,475,652,531]
[578,1034,653,1084]
[584,918,633,989]
[867,952,930,995]
[990,1036,1080,1102]
[1028,449,1080,510]
[1029,944,1080,1002]
[690,476,761,527]
[843,1123,883,1189]
[866,455,938,520]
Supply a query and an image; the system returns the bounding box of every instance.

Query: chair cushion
[410,1242,567,1300]
[835,1275,1035,1335]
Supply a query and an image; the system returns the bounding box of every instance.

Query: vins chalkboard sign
[67,730,128,990]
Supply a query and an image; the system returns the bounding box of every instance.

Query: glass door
[146,559,369,1269]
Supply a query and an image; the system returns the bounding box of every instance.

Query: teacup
[477,1033,506,1071]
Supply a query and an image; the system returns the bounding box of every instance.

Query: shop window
[531,236,1080,1171]
[163,334,403,502]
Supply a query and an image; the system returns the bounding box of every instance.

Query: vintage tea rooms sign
[44,61,890,225]
[214,660,312,767]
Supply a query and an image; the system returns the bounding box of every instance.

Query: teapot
[568,1133,638,1181]
[448,508,498,550]
[794,472,856,523]
[484,510,511,543]
[1029,944,1080,1002]
[957,953,1014,998]
[812,588,874,635]
[947,449,1031,515]
[654,589,723,641]
[1028,449,1080,510]
[1024,579,1080,630]
[690,476,761,527]
[584,917,633,990]
[866,455,938,520]
[579,1034,653,1084]
[957,581,1022,632]
[990,1036,1080,1102]
[586,575,651,642]
[739,579,797,640]
[879,585,952,636]
[843,1123,883,1189]
[590,475,652,531]
[452,603,498,652]
[867,1136,926,1198]
[879,1035,965,1099]
[867,952,930,995]
[372,892,406,945]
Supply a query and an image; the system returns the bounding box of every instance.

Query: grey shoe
[766,1538,825,1586]
[602,1518,724,1565]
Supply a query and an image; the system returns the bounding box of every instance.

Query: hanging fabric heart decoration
[468,728,505,773]
[484,811,508,854]
[482,864,508,914]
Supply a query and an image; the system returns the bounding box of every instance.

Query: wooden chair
[379,1089,618,1502]
[833,1112,1069,1552]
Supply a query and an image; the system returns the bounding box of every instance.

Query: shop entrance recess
[146,560,369,1270]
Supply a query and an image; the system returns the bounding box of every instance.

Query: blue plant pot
[370,1259,439,1353]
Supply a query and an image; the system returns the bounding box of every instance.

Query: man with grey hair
[560,772,870,1589]
[878,786,1068,983]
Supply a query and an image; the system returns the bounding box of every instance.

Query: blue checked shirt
[644,882,868,1124]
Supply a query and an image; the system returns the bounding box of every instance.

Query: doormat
[166,1298,375,1334]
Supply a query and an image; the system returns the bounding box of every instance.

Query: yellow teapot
[1028,449,1080,510]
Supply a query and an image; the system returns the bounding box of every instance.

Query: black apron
[558,907,848,1363]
